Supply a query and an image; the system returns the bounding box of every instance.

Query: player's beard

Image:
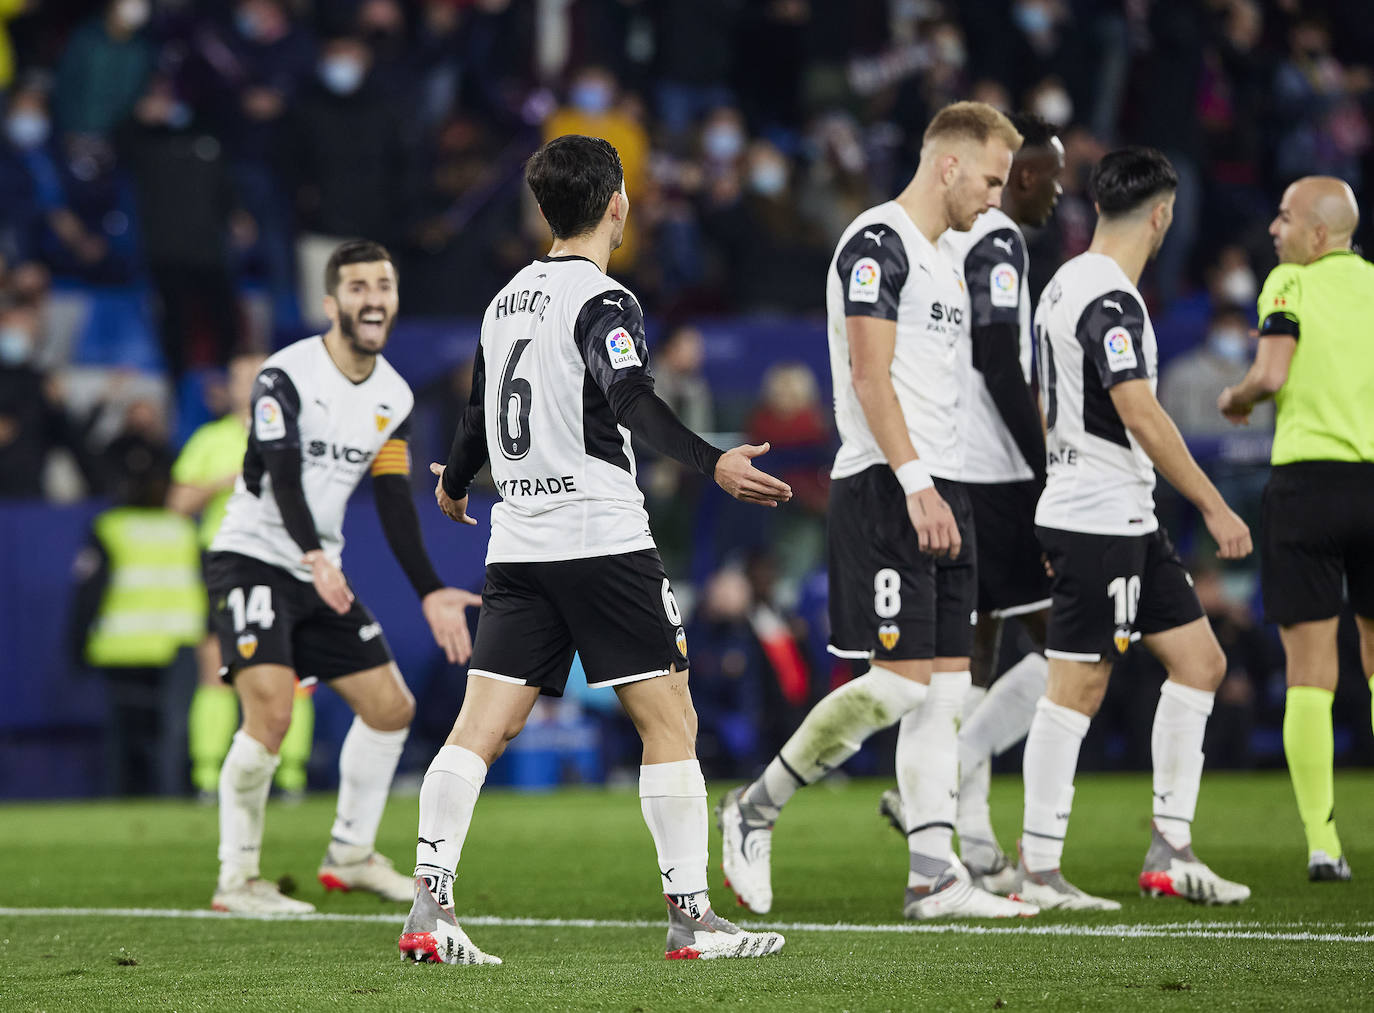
[339,306,394,356]
[944,186,977,232]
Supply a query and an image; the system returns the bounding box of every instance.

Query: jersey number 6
[498,338,534,460]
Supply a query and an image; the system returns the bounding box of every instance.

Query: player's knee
[368,689,415,732]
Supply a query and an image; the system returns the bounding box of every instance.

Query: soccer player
[398,135,792,965]
[1219,176,1374,882]
[171,352,316,803]
[881,113,1065,891]
[207,240,481,914]
[1020,148,1251,909]
[718,102,1037,920]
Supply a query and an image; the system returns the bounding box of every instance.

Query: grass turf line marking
[1,908,1371,943]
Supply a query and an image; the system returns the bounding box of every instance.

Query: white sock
[955,686,996,851]
[959,652,1048,770]
[217,730,280,889]
[899,670,971,887]
[640,760,710,916]
[742,666,927,822]
[1151,681,1214,850]
[329,717,408,858]
[1021,698,1091,872]
[414,745,487,906]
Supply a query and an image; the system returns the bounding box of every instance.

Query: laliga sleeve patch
[989,262,1019,308]
[605,327,642,370]
[849,257,881,303]
[255,395,286,440]
[1103,326,1138,372]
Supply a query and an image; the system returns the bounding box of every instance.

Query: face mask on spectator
[6,111,50,150]
[166,101,192,130]
[1219,266,1257,307]
[115,0,150,31]
[1033,88,1072,127]
[703,125,744,161]
[0,327,31,366]
[320,57,365,96]
[570,81,613,116]
[749,161,788,197]
[1207,326,1249,364]
[1013,1,1052,35]
[235,8,263,41]
[935,35,966,69]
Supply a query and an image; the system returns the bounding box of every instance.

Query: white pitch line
[0,908,1371,943]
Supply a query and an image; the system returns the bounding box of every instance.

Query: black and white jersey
[939,207,1035,483]
[1034,253,1158,535]
[827,201,968,481]
[476,254,656,564]
[212,336,416,579]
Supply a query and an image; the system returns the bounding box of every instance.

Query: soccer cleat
[211,877,316,915]
[878,788,905,836]
[663,896,785,959]
[716,786,774,914]
[398,877,501,966]
[1309,850,1352,882]
[1009,842,1121,911]
[961,837,1019,895]
[903,859,1038,920]
[319,849,414,902]
[1138,824,1250,905]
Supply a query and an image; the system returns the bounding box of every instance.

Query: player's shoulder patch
[606,327,642,369]
[849,257,882,303]
[989,261,1020,308]
[255,394,286,440]
[1102,326,1138,372]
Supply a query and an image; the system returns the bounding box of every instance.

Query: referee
[1219,176,1374,883]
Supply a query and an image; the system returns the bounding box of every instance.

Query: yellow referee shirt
[171,414,249,548]
[1256,249,1374,466]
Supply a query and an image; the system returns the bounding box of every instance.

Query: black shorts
[965,479,1052,618]
[468,548,688,697]
[205,551,394,683]
[827,467,977,662]
[1036,525,1204,663]
[1262,462,1374,625]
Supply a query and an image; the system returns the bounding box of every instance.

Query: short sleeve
[574,289,652,397]
[1075,290,1151,389]
[963,227,1026,328]
[835,224,909,320]
[1257,264,1301,338]
[247,367,302,450]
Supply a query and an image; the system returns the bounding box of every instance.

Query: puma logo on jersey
[993,236,1014,255]
[863,229,887,246]
[602,296,624,309]
[1103,298,1124,314]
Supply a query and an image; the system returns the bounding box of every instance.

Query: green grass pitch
[2,772,1372,1011]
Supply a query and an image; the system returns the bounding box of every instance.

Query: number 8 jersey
[476,254,657,564]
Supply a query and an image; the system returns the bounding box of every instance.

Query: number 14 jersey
[477,254,657,564]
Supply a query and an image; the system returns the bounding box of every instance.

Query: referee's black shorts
[1261,461,1374,625]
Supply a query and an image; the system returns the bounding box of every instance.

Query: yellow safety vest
[84,507,207,668]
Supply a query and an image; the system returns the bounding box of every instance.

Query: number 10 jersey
[476,254,657,565]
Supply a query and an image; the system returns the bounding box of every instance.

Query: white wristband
[894,459,933,495]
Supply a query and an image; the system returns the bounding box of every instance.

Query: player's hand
[1217,386,1252,426]
[907,487,962,559]
[714,443,793,507]
[430,463,478,525]
[1203,503,1253,560]
[422,586,482,664]
[303,549,353,614]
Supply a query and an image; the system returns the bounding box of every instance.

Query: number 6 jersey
[475,254,657,564]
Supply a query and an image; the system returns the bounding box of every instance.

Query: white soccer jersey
[1034,252,1158,535]
[940,207,1035,483]
[212,336,415,579]
[828,201,968,481]
[476,254,657,564]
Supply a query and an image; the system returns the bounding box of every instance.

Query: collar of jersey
[537,254,598,266]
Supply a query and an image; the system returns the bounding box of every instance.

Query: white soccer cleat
[1139,824,1250,904]
[211,877,316,915]
[903,859,1038,920]
[1309,850,1352,882]
[663,896,785,959]
[398,877,502,966]
[717,786,774,914]
[319,849,414,902]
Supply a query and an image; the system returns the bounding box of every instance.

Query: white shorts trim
[593,668,670,689]
[469,669,529,686]
[1045,649,1102,663]
[826,644,874,660]
[990,598,1053,620]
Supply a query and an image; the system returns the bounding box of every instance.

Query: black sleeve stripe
[390,411,413,442]
[1074,289,1150,390]
[574,288,652,397]
[248,367,302,449]
[1259,312,1300,340]
[835,224,909,320]
[964,227,1025,327]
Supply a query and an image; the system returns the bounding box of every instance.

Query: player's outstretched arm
[713,442,793,506]
[1218,333,1295,424]
[1110,379,1252,559]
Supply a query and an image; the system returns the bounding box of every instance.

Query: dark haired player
[1017,148,1251,909]
[398,135,791,965]
[207,240,481,914]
